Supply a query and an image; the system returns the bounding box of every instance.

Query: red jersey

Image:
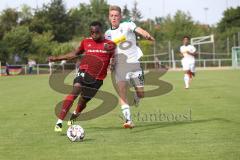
[77,38,115,80]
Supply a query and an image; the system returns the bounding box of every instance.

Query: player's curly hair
[183,36,190,40]
[90,21,102,28]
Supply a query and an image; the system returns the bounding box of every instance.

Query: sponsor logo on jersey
[87,49,108,53]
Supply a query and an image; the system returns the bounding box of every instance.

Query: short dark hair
[90,21,102,28]
[183,36,190,40]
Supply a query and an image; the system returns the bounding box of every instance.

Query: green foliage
[90,0,109,22]
[19,4,33,25]
[29,0,74,42]
[158,11,210,51]
[0,41,8,62]
[30,32,55,63]
[51,42,75,56]
[68,4,92,37]
[138,40,154,56]
[3,26,32,62]
[68,0,109,36]
[161,11,208,40]
[45,0,75,42]
[122,5,131,20]
[131,1,142,23]
[0,8,19,39]
[218,7,240,32]
[29,12,52,34]
[138,11,211,56]
[155,17,163,25]
[215,7,240,52]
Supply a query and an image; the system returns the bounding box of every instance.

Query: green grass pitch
[0,70,239,160]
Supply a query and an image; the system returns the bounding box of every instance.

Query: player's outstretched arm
[48,50,81,62]
[179,52,184,57]
[187,51,197,57]
[135,27,155,41]
[109,55,115,71]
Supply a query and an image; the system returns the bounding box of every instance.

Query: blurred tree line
[0,0,239,63]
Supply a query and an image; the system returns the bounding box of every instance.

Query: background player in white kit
[180,36,197,89]
[105,5,155,128]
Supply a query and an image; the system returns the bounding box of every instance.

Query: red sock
[58,94,77,120]
[188,71,193,79]
[75,103,86,114]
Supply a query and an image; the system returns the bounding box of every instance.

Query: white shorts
[181,58,195,72]
[114,62,144,87]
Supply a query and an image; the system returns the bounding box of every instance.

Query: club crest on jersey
[104,43,116,51]
[106,35,112,40]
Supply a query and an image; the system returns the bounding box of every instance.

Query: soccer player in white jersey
[105,5,155,128]
[180,36,197,89]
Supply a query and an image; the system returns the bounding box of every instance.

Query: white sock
[56,119,63,124]
[73,110,78,115]
[121,104,131,121]
[184,74,190,88]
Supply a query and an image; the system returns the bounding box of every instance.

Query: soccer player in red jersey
[48,21,116,132]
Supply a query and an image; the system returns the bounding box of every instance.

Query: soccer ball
[67,125,85,142]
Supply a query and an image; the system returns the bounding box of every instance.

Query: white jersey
[180,44,196,62]
[105,20,143,63]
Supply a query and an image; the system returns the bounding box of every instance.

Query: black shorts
[73,70,103,101]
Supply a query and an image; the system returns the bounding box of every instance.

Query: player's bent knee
[80,97,91,104]
[137,91,144,98]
